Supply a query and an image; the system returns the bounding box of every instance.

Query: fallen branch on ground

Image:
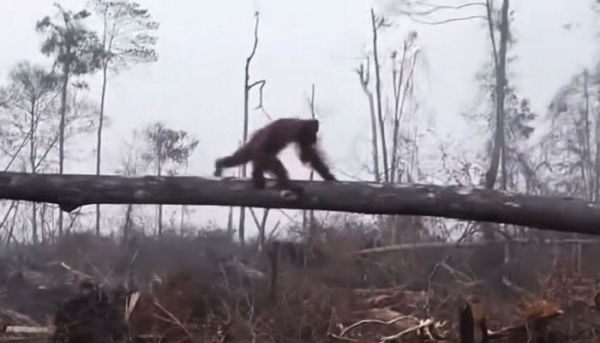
[3,325,53,334]
[351,238,600,256]
[379,319,435,343]
[152,299,194,340]
[339,316,416,336]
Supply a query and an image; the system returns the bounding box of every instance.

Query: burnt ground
[0,227,599,343]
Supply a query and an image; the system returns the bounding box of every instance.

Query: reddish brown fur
[214,118,336,192]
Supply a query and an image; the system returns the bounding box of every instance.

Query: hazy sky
[0,0,597,236]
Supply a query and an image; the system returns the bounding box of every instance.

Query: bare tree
[303,84,317,242]
[355,11,424,245]
[115,131,148,241]
[389,31,420,184]
[141,122,198,236]
[483,0,510,193]
[88,0,159,236]
[542,69,600,270]
[36,3,103,235]
[391,0,512,242]
[387,32,422,245]
[370,9,390,182]
[2,61,60,243]
[476,0,512,242]
[239,11,267,246]
[545,70,600,200]
[356,59,380,182]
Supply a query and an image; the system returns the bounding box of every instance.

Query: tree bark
[2,172,600,236]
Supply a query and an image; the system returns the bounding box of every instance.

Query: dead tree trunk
[240,12,265,246]
[2,172,600,236]
[371,8,389,183]
[482,0,510,242]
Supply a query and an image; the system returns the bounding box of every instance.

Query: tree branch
[404,14,487,25]
[400,2,486,16]
[246,12,260,64]
[249,79,269,118]
[394,1,487,25]
[1,172,600,235]
[248,79,265,90]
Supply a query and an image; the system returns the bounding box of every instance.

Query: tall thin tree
[36,4,102,235]
[370,9,390,183]
[239,11,266,246]
[88,0,159,235]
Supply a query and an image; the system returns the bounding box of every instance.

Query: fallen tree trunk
[351,238,600,256]
[0,172,599,235]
